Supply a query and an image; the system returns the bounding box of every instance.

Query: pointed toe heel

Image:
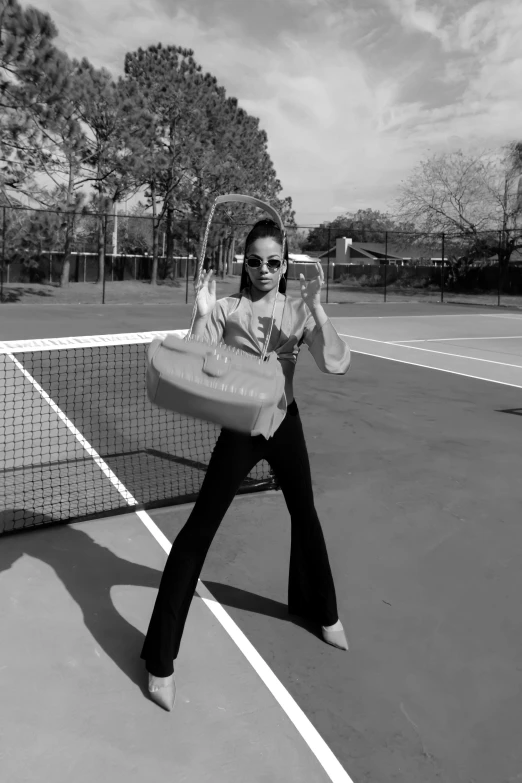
[148,674,176,712]
[321,626,349,651]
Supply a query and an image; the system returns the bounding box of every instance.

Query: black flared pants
[141,400,339,677]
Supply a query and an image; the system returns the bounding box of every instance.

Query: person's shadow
[0,512,314,698]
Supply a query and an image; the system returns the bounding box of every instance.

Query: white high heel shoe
[321,621,349,651]
[148,673,176,711]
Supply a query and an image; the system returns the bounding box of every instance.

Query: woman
[142,218,351,711]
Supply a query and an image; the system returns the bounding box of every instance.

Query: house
[317,237,441,266]
[486,249,522,265]
[318,238,410,266]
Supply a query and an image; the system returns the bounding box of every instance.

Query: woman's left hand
[299,261,324,310]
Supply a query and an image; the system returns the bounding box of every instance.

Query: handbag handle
[188,194,287,362]
[214,194,285,236]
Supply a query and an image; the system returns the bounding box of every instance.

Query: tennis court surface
[2,300,522,783]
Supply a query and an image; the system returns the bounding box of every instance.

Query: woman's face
[244,237,287,296]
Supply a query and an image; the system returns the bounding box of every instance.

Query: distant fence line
[3,250,522,300]
[1,252,196,284]
[1,203,522,306]
[1,252,467,285]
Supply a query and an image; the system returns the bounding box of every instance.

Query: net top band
[0,330,189,355]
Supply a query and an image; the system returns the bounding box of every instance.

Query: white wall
[335,237,353,264]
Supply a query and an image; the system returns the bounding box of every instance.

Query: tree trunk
[230,234,236,275]
[165,200,174,279]
[60,213,73,288]
[150,182,159,285]
[60,164,76,288]
[224,236,230,275]
[218,238,224,279]
[96,204,106,284]
[499,244,513,294]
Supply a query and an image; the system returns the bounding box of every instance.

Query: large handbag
[146,194,287,434]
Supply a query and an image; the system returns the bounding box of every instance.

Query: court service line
[6,352,353,783]
[337,337,522,390]
[335,313,510,320]
[481,313,522,320]
[339,334,522,370]
[391,335,522,343]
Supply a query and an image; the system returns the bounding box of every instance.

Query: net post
[441,233,445,303]
[326,225,331,304]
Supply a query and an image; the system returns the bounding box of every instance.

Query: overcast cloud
[30,0,522,224]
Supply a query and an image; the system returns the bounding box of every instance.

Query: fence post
[102,213,108,305]
[441,233,445,303]
[497,229,502,307]
[185,220,190,305]
[384,231,388,303]
[326,226,331,304]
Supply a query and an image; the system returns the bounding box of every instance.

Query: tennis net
[0,331,278,536]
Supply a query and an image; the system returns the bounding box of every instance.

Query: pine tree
[124,44,224,284]
[0,0,64,198]
[72,59,149,282]
[181,96,296,269]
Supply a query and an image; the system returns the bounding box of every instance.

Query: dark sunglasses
[245,258,282,270]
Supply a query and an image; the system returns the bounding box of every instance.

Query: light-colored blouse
[203,288,351,438]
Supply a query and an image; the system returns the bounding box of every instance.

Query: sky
[29,0,522,226]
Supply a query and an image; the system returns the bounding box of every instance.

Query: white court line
[6,352,353,783]
[391,335,522,343]
[8,353,138,505]
[481,313,522,320]
[340,334,522,370]
[332,313,522,320]
[338,335,522,390]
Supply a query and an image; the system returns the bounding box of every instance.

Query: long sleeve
[203,299,228,344]
[303,314,351,374]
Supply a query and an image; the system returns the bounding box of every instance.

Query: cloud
[384,0,450,47]
[25,0,522,224]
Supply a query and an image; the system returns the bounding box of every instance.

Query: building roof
[318,242,405,262]
[318,240,431,262]
[487,249,522,263]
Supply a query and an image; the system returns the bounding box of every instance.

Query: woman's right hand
[195,269,216,317]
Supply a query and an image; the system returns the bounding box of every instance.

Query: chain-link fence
[313,226,522,308]
[1,204,522,308]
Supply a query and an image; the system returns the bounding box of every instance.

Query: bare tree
[396,147,522,282]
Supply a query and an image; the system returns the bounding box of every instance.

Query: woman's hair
[239,218,289,294]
